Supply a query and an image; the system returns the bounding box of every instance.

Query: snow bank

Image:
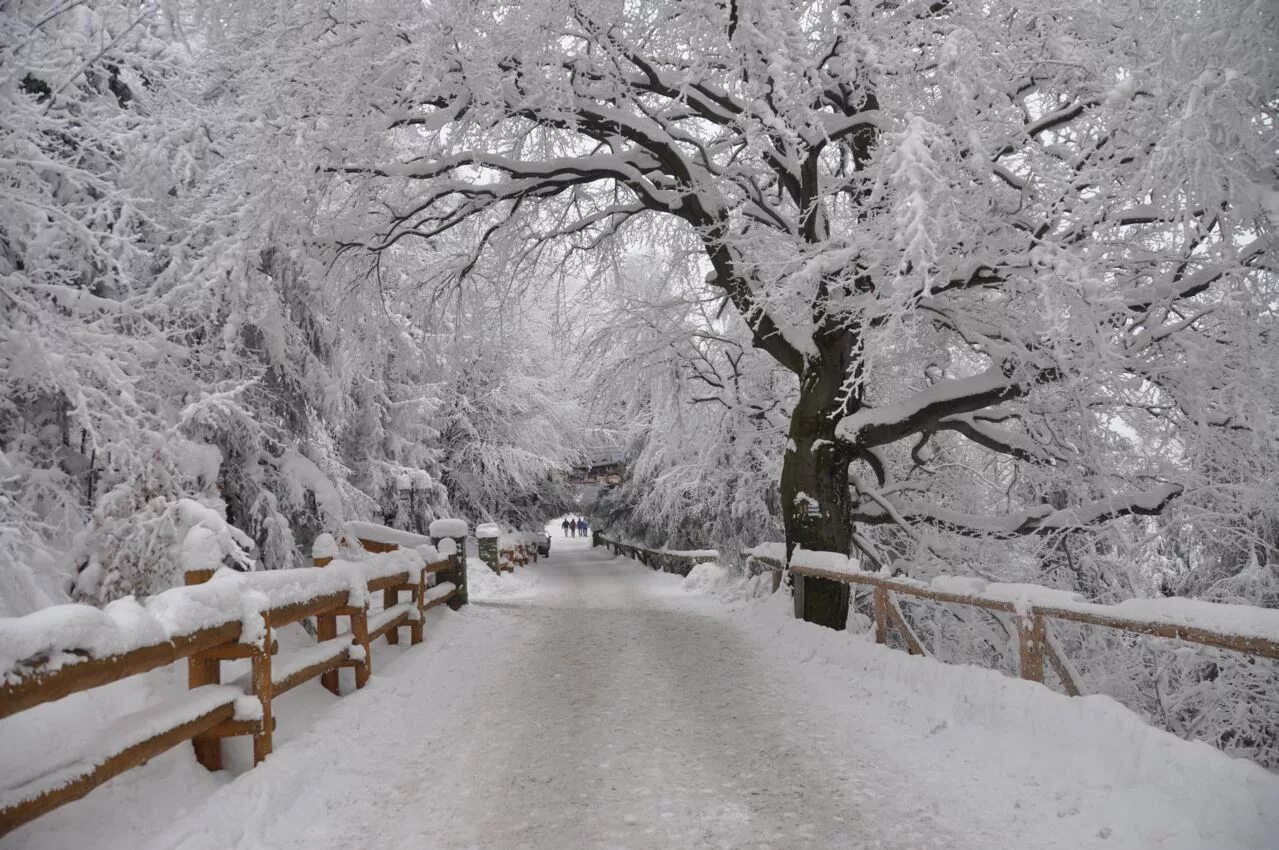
[745,593,1279,846]
[428,518,469,538]
[466,558,540,601]
[680,562,777,605]
[475,523,501,540]
[681,562,734,595]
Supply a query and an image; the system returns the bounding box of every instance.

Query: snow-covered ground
[4,534,1277,849]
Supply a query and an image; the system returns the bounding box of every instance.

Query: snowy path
[6,535,1278,849]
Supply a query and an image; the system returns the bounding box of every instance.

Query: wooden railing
[478,529,541,574]
[594,533,718,577]
[0,526,464,837]
[596,530,1279,699]
[499,544,534,570]
[788,559,1279,692]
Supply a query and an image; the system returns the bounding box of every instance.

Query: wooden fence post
[251,624,273,764]
[184,565,224,770]
[312,539,342,695]
[1017,612,1046,683]
[873,586,888,645]
[351,609,372,689]
[885,594,927,656]
[410,568,426,645]
[383,587,400,645]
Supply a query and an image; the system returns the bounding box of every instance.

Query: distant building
[568,450,625,487]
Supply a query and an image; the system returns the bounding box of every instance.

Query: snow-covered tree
[1,0,579,607]
[314,0,1277,627]
[433,289,584,527]
[583,259,792,552]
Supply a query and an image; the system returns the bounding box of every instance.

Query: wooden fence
[596,532,1279,697]
[500,543,535,570]
[475,528,539,574]
[0,525,465,837]
[594,533,717,577]
[788,561,1279,693]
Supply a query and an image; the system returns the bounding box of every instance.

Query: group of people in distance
[561,516,590,538]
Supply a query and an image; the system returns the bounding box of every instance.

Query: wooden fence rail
[594,533,717,577]
[596,531,1279,697]
[788,561,1279,693]
[0,523,466,837]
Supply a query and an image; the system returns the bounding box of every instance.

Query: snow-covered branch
[853,484,1184,537]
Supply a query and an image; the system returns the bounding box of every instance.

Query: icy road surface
[6,532,1277,849]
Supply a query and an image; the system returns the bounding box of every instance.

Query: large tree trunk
[782,331,858,630]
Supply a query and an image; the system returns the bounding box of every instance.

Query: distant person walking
[561,518,570,537]
[578,517,588,538]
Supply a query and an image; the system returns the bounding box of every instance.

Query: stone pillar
[428,518,469,609]
[476,523,501,574]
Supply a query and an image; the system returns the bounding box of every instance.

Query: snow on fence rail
[594,533,719,577]
[500,531,540,571]
[598,530,1279,721]
[0,522,467,837]
[475,526,542,574]
[787,553,1279,692]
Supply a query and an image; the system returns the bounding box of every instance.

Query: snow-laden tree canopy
[305,0,1278,626]
[1,0,1277,775]
[2,0,1276,631]
[0,0,583,613]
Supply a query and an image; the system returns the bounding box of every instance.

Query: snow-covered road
[7,534,1278,849]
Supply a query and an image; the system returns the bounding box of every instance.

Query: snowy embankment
[677,561,1279,848]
